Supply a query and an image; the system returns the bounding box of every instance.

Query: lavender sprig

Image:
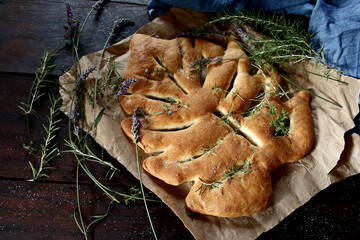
[116,78,138,99]
[71,66,96,123]
[189,58,211,77]
[234,26,252,47]
[92,0,105,10]
[131,106,158,239]
[131,108,141,143]
[213,57,222,64]
[93,18,135,125]
[177,31,194,37]
[111,18,134,38]
[64,3,79,40]
[189,57,223,77]
[189,58,212,69]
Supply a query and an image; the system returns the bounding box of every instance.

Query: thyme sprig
[212,83,245,101]
[165,96,188,108]
[21,139,37,155]
[218,103,242,130]
[161,96,188,115]
[28,95,62,181]
[124,186,142,205]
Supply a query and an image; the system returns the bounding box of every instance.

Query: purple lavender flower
[64,3,79,40]
[71,110,80,120]
[144,69,150,78]
[213,57,222,64]
[111,18,134,38]
[92,0,104,10]
[71,66,96,123]
[131,108,141,143]
[74,125,80,134]
[212,28,221,34]
[235,26,251,47]
[189,58,212,69]
[79,66,96,80]
[116,78,139,99]
[177,31,195,38]
[72,66,96,95]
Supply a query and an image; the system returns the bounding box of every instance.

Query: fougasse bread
[119,33,314,218]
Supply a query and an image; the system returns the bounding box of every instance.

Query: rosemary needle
[28,94,62,181]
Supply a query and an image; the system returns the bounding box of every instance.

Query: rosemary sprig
[18,40,64,134]
[270,108,290,136]
[244,82,287,117]
[196,178,223,196]
[161,104,172,115]
[224,150,255,180]
[201,139,222,156]
[196,10,314,65]
[193,10,345,108]
[28,95,62,181]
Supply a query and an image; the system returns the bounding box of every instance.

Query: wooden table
[1,0,359,239]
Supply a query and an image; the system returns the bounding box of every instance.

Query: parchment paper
[59,7,360,240]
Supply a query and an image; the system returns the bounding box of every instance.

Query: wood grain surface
[0,0,359,239]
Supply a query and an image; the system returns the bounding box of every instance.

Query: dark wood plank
[0,0,150,75]
[0,179,194,240]
[259,173,360,239]
[0,72,142,188]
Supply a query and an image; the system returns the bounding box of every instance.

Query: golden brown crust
[119,34,314,217]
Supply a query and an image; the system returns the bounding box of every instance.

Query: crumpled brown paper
[59,7,360,240]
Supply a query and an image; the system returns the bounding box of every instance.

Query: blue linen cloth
[147,0,360,135]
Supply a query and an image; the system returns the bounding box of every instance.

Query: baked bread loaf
[119,33,314,217]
